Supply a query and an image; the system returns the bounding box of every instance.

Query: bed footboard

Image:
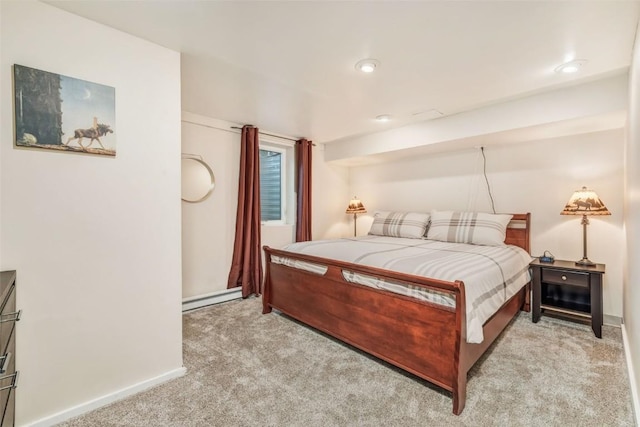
[263,246,471,414]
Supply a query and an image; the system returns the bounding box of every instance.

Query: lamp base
[575,258,596,267]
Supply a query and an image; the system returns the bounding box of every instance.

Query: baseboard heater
[182,288,242,312]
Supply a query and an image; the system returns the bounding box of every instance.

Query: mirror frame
[181,155,215,203]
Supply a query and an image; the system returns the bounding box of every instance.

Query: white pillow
[426,211,512,246]
[368,211,431,239]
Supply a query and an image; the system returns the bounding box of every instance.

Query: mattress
[271,235,532,343]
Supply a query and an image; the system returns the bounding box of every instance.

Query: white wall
[350,131,625,318]
[0,2,183,425]
[181,113,240,299]
[624,15,640,416]
[313,145,351,240]
[181,53,315,144]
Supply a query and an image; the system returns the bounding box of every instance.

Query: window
[259,148,284,222]
[259,138,294,225]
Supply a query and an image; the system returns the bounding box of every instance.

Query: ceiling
[47,1,640,144]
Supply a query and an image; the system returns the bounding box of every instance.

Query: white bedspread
[272,236,532,344]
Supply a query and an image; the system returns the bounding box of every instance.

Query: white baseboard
[604,314,623,326]
[182,288,242,312]
[26,367,186,427]
[621,322,639,425]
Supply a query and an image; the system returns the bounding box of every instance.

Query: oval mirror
[181,156,215,203]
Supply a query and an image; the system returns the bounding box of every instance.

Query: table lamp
[345,196,367,237]
[560,186,610,266]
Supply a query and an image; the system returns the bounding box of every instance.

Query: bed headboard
[505,213,530,254]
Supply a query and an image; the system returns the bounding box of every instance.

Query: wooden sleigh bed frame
[262,213,531,415]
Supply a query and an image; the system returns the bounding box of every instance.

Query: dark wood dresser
[0,271,19,427]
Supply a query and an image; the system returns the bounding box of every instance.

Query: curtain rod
[230,126,316,145]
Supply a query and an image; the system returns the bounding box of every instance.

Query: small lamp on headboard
[560,186,610,266]
[346,196,367,237]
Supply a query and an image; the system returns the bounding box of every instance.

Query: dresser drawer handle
[0,310,21,323]
[561,275,567,281]
[0,371,18,391]
[0,353,11,374]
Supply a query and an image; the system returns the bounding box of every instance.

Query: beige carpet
[60,297,634,426]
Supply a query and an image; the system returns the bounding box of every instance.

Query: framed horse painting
[13,64,116,157]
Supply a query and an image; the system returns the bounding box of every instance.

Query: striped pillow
[426,211,512,246]
[368,211,431,239]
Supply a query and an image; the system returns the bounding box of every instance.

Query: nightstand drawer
[542,269,589,288]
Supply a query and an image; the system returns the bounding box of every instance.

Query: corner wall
[624,14,640,418]
[313,145,351,240]
[0,2,183,424]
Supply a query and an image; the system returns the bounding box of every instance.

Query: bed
[262,212,531,415]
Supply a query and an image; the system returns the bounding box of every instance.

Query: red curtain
[295,138,313,242]
[227,125,263,297]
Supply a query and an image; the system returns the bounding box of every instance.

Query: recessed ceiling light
[355,59,380,73]
[375,114,391,122]
[555,59,587,74]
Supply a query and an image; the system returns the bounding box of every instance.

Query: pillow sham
[368,211,431,239]
[426,210,512,246]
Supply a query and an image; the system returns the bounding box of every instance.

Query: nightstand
[530,259,605,338]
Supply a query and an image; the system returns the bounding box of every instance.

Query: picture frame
[13,64,116,156]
